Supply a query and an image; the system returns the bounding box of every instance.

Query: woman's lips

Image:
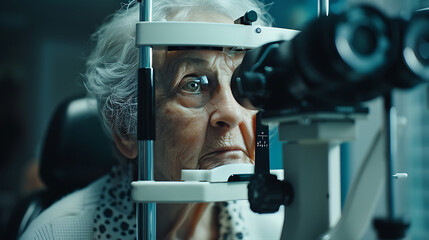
[198,149,249,169]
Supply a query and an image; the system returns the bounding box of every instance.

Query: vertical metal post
[137,1,156,240]
[372,94,410,240]
[384,93,396,219]
[318,0,329,17]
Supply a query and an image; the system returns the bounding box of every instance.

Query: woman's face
[153,49,256,180]
[113,11,257,181]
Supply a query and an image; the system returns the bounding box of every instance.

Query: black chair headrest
[40,96,116,194]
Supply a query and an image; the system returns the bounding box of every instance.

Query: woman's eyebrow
[161,55,213,92]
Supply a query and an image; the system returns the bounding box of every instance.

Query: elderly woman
[20,0,283,239]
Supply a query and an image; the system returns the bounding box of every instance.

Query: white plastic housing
[136,22,298,48]
[132,164,284,203]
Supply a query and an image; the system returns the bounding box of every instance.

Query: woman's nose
[209,87,244,129]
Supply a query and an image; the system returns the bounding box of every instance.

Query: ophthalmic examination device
[131,0,429,239]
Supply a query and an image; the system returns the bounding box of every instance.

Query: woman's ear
[112,132,138,159]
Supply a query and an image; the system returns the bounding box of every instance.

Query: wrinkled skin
[114,12,257,240]
[153,49,256,181]
[152,48,257,240]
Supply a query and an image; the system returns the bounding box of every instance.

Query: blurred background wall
[0,0,125,235]
[0,0,427,239]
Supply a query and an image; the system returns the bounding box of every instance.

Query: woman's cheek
[155,102,209,174]
[157,102,207,141]
[240,110,257,162]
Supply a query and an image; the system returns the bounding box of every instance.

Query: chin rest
[6,96,116,239]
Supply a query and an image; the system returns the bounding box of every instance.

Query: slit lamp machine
[131,0,429,239]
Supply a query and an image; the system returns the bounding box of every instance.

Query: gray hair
[84,0,274,139]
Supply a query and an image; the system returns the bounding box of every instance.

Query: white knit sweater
[20,176,107,240]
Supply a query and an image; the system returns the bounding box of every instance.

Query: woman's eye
[183,81,201,93]
[180,76,209,95]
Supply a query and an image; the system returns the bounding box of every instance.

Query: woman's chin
[197,151,251,170]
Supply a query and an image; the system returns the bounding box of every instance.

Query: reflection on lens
[403,16,429,81]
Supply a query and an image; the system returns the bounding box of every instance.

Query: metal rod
[384,93,396,219]
[137,141,156,240]
[137,1,156,240]
[140,0,152,69]
[318,0,329,17]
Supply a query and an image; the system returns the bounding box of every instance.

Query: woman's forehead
[154,49,244,71]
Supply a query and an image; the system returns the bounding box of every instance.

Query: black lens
[351,25,378,55]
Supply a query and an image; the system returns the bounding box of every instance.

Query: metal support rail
[137,1,156,240]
